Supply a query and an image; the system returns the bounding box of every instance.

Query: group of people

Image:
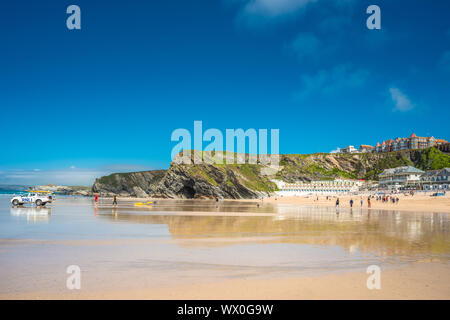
[93,194,118,206]
[336,196,372,209]
[376,195,400,204]
[334,194,403,209]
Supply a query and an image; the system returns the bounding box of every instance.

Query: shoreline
[257,193,450,214]
[89,193,450,215]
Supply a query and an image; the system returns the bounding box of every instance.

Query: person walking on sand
[113,195,118,206]
[360,196,363,208]
[350,199,354,208]
[94,194,98,204]
[336,198,340,209]
[367,196,371,208]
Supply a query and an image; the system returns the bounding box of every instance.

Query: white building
[421,168,450,191]
[378,166,424,188]
[276,179,364,196]
[341,145,358,153]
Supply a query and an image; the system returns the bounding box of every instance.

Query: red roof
[410,133,417,138]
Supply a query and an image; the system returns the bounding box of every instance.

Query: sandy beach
[2,261,448,300]
[1,196,449,300]
[106,193,450,214]
[255,193,450,214]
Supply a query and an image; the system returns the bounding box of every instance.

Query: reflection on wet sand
[95,202,450,259]
[99,199,278,214]
[1,197,449,299]
[10,206,51,223]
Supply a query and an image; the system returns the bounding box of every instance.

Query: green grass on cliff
[234,164,278,192]
[303,164,358,180]
[184,162,278,192]
[279,147,450,181]
[361,148,450,179]
[96,173,122,187]
[187,165,218,186]
[415,147,450,170]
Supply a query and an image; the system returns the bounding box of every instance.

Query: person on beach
[360,196,363,207]
[350,199,354,208]
[94,194,98,203]
[367,196,371,208]
[336,198,340,208]
[113,196,117,206]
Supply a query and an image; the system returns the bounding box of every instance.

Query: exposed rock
[132,186,149,198]
[91,148,450,199]
[92,170,166,197]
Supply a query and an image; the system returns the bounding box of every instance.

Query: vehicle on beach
[10,192,53,206]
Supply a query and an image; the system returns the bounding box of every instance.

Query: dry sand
[258,193,450,214]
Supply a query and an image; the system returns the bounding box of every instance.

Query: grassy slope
[279,148,450,181]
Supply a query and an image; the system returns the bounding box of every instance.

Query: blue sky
[0,0,449,185]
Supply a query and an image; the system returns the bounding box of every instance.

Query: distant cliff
[92,170,167,197]
[91,148,450,199]
[29,185,92,196]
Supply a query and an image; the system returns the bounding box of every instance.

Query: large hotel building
[339,133,448,154]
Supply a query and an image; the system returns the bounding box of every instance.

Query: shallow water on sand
[0,196,449,295]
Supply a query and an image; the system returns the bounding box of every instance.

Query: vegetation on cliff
[92,148,450,199]
[277,148,450,182]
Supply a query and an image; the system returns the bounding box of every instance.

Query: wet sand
[105,193,450,214]
[3,262,446,300]
[0,196,449,300]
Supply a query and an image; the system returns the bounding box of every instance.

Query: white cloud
[0,164,154,186]
[329,147,341,154]
[389,87,414,112]
[233,0,317,26]
[295,64,368,99]
[243,0,316,17]
[0,168,105,186]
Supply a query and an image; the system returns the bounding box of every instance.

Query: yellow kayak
[134,201,152,206]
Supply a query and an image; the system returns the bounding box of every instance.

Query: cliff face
[92,163,277,199]
[277,147,450,182]
[91,148,450,199]
[92,170,166,197]
[151,163,277,199]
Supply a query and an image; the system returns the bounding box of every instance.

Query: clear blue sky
[0,0,449,185]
